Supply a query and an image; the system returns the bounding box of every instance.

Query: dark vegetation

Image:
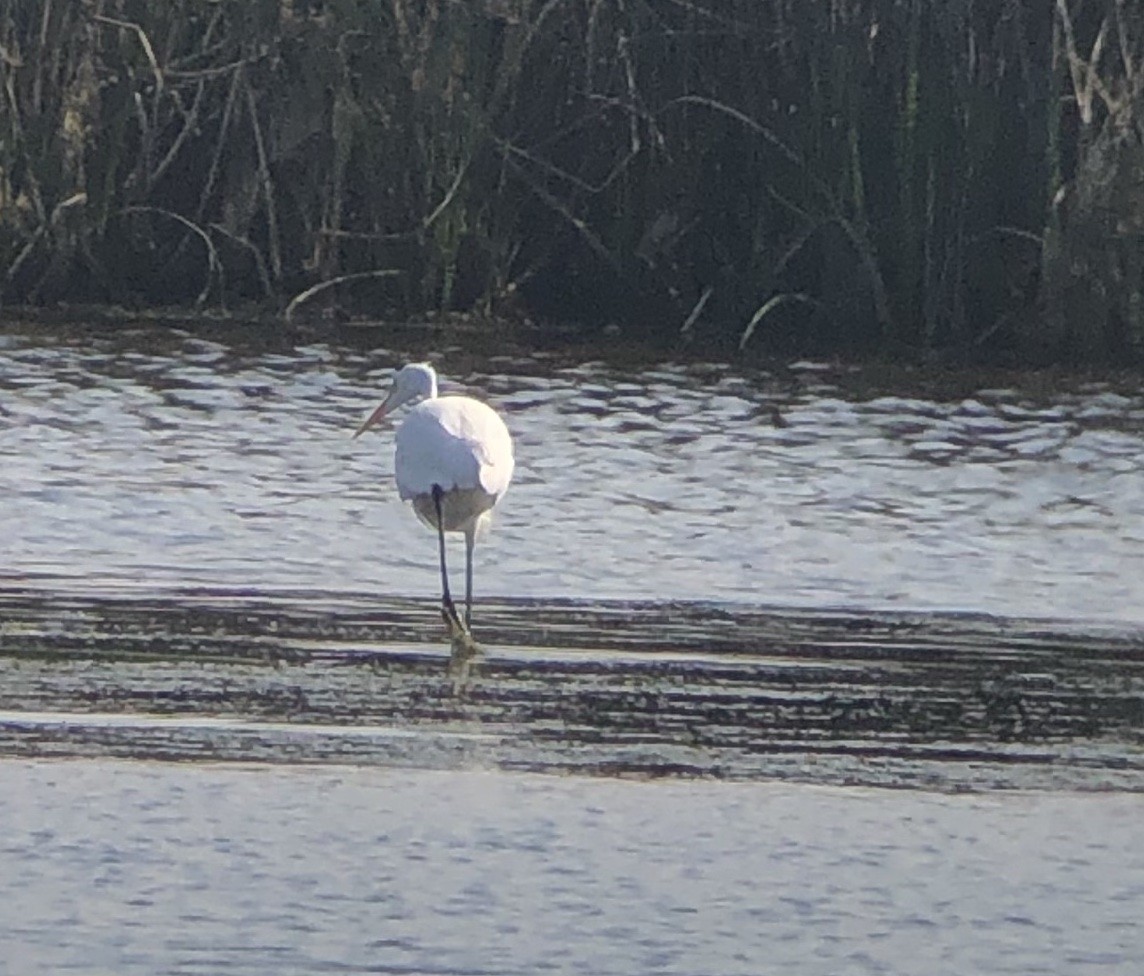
[1,1,1142,362]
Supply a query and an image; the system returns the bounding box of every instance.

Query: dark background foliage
[1,0,1142,362]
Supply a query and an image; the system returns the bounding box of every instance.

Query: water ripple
[1,324,1143,622]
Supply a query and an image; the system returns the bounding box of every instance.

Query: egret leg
[464,528,475,629]
[432,486,461,630]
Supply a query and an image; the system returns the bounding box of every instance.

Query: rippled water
[3,588,1142,790]
[3,318,1144,975]
[3,760,1143,976]
[2,319,1143,622]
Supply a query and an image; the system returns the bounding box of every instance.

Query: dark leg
[464,528,475,629]
[432,486,461,629]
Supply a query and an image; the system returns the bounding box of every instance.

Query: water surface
[3,319,1144,974]
[2,584,1142,791]
[2,759,1142,976]
[2,319,1142,622]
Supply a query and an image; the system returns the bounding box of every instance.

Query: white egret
[353,363,514,641]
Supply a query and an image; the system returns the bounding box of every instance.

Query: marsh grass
[0,1,1141,362]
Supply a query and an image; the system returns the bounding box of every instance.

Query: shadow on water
[1,586,1142,792]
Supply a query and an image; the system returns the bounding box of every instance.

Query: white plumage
[396,396,514,521]
[354,362,514,634]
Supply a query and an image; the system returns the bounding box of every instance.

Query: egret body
[354,363,514,638]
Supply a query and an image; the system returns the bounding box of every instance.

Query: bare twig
[1055,3,1115,123]
[613,13,641,155]
[122,205,221,307]
[6,192,87,284]
[1114,0,1136,81]
[93,14,165,95]
[680,285,713,335]
[166,58,259,82]
[834,215,893,339]
[148,79,205,192]
[503,154,622,274]
[313,162,473,246]
[422,161,471,232]
[284,269,404,321]
[495,134,638,196]
[970,225,1046,249]
[663,94,805,170]
[209,223,272,297]
[739,293,822,350]
[772,221,821,278]
[195,62,244,225]
[973,307,1022,348]
[319,228,421,243]
[32,0,52,114]
[0,41,23,69]
[490,0,573,110]
[245,79,281,281]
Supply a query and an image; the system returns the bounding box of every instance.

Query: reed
[0,0,1141,363]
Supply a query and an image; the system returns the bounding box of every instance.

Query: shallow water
[1,317,1142,787]
[2,583,1142,791]
[2,319,1143,622]
[2,760,1143,976]
[3,319,1144,974]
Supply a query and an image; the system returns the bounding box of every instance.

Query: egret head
[353,363,438,438]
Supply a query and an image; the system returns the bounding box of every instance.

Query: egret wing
[394,397,514,500]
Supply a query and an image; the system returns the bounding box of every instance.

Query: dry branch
[244,80,281,282]
[92,15,165,95]
[121,205,221,307]
[739,293,822,350]
[284,270,404,321]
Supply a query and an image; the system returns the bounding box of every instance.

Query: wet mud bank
[1,586,1142,791]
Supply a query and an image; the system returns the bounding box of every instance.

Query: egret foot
[444,606,483,692]
[442,603,481,656]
